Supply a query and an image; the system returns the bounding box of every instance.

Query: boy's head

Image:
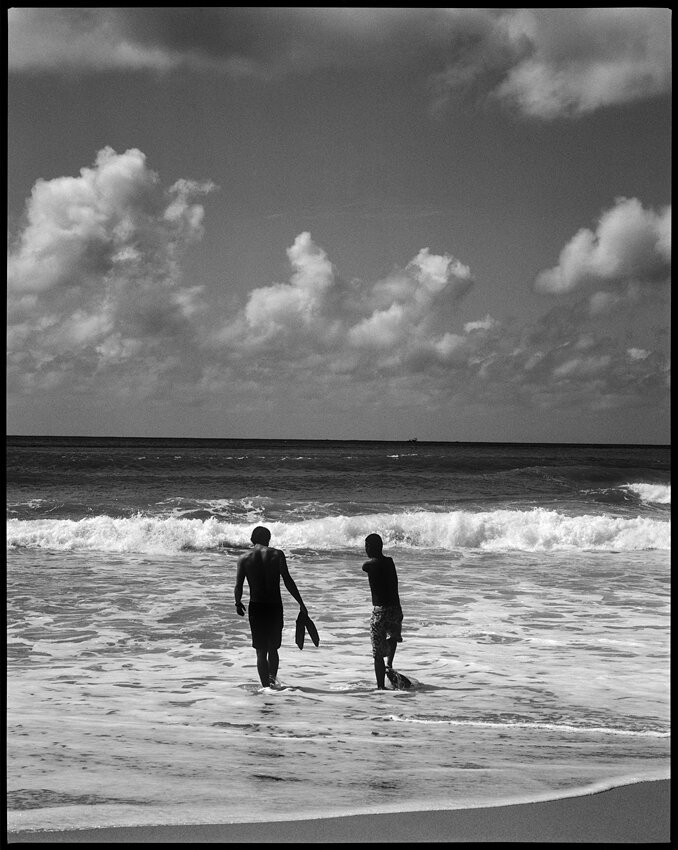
[251,526,272,545]
[365,533,383,557]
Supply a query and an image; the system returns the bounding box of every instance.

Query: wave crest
[621,483,671,505]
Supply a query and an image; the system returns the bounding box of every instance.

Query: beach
[7,439,670,839]
[7,779,671,843]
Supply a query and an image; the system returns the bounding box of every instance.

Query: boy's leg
[373,654,386,689]
[386,637,398,670]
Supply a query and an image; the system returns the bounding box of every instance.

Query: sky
[7,7,672,443]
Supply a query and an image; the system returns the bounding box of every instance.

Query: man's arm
[234,557,247,616]
[279,551,307,614]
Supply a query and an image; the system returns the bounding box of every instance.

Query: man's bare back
[237,545,285,604]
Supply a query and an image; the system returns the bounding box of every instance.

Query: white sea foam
[386,715,669,737]
[6,507,671,554]
[621,483,671,505]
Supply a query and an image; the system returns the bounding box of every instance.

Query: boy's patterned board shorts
[370,604,403,657]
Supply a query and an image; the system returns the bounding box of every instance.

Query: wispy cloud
[487,8,671,118]
[7,149,670,418]
[8,8,671,119]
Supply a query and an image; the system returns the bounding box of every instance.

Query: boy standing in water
[362,533,405,689]
[235,526,307,688]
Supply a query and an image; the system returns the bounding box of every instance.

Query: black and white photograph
[7,7,670,843]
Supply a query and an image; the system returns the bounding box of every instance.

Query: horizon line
[5,434,670,448]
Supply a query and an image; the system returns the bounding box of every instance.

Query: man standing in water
[235,526,308,688]
[362,533,404,689]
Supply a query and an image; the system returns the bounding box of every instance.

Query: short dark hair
[251,526,271,545]
[365,533,383,553]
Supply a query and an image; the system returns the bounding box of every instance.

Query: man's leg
[268,647,280,682]
[255,648,270,687]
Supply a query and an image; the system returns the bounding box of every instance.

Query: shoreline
[7,778,670,844]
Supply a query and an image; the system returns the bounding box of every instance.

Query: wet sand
[7,778,670,843]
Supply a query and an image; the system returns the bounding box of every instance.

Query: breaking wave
[6,507,670,555]
[621,483,671,505]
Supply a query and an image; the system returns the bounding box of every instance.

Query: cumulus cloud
[215,233,477,380]
[534,197,671,297]
[8,8,671,119]
[7,149,670,422]
[7,147,216,394]
[627,347,651,362]
[212,230,668,414]
[243,232,338,344]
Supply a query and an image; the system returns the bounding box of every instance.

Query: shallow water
[7,546,669,831]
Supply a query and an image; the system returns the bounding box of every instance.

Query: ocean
[6,437,671,833]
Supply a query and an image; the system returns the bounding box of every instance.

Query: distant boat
[407,437,418,443]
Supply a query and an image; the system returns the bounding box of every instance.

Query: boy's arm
[234,558,246,615]
[279,552,307,614]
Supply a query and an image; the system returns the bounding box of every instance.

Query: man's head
[251,526,272,546]
[365,533,383,557]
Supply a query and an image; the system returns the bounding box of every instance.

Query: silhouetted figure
[361,533,404,689]
[235,526,307,687]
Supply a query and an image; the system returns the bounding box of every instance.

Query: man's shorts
[370,604,403,658]
[248,602,284,650]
